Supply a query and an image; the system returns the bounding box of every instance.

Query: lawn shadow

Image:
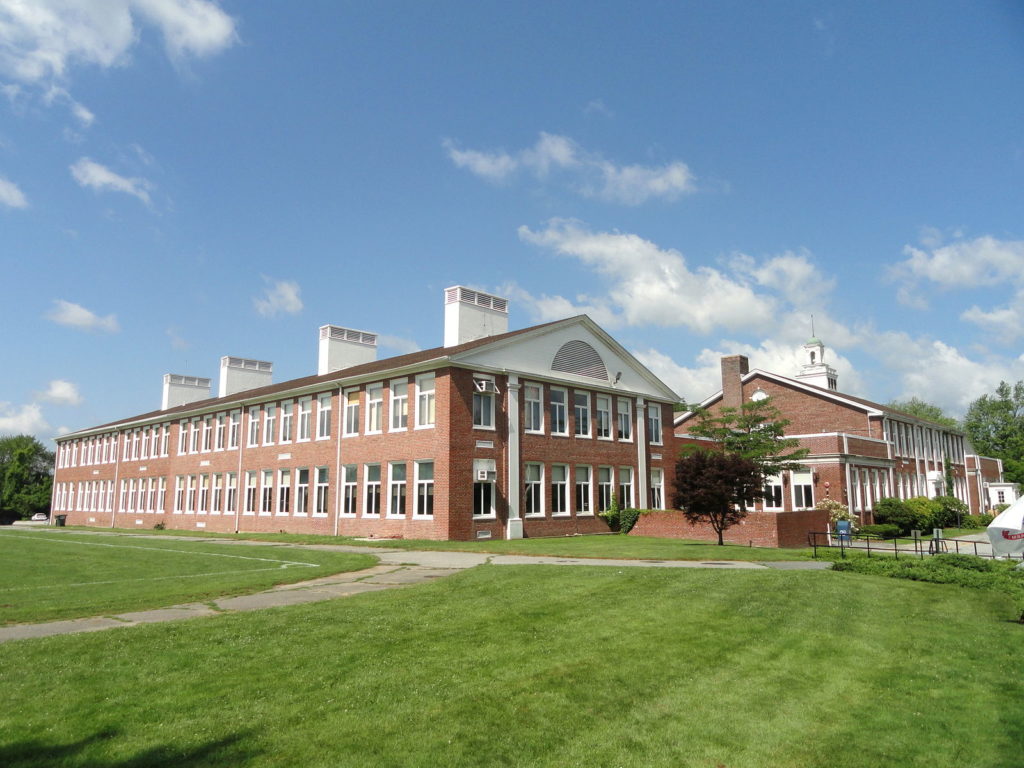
[0,728,260,767]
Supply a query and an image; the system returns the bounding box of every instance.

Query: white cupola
[794,320,838,391]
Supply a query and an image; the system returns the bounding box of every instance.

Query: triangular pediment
[449,316,680,402]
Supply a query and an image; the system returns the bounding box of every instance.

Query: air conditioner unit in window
[473,379,500,394]
[476,469,497,482]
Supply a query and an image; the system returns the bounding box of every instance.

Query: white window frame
[649,468,664,510]
[190,419,201,454]
[202,416,213,452]
[198,474,209,514]
[617,398,632,442]
[415,373,435,429]
[343,389,360,437]
[211,473,223,515]
[415,461,434,518]
[280,400,293,443]
[648,404,663,445]
[295,467,310,516]
[390,379,409,431]
[618,466,634,509]
[549,387,568,436]
[248,407,260,447]
[244,472,258,515]
[298,397,312,442]
[263,404,276,446]
[573,392,591,438]
[215,414,226,451]
[791,470,814,510]
[472,375,496,430]
[228,411,240,450]
[317,393,332,439]
[524,382,544,433]
[341,465,358,516]
[225,473,236,515]
[387,462,407,518]
[260,469,274,515]
[763,475,784,510]
[174,476,185,514]
[473,459,497,519]
[524,462,544,517]
[178,421,188,455]
[277,468,292,515]
[364,464,381,516]
[575,465,593,516]
[366,383,383,434]
[598,466,613,513]
[314,467,329,516]
[551,464,569,516]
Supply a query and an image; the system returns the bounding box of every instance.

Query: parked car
[30,512,49,522]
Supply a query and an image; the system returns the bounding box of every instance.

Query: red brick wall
[632,508,827,549]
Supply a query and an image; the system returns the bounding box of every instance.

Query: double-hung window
[647,404,662,444]
[263,405,276,446]
[551,465,568,514]
[593,397,606,438]
[314,467,329,515]
[366,384,383,433]
[573,392,590,437]
[344,390,360,436]
[280,400,293,443]
[598,467,613,513]
[215,414,226,451]
[364,464,381,516]
[244,471,257,514]
[618,467,634,508]
[649,468,664,510]
[415,462,434,517]
[416,373,435,427]
[388,463,407,517]
[260,470,274,514]
[186,475,197,514]
[472,378,496,429]
[524,383,543,432]
[791,471,813,510]
[174,476,185,513]
[342,465,358,515]
[317,393,332,438]
[616,398,632,441]
[390,380,408,430]
[247,407,260,447]
[295,468,309,515]
[278,469,291,515]
[198,474,209,514]
[550,388,567,435]
[190,419,201,453]
[228,411,240,449]
[575,466,592,515]
[524,463,543,516]
[178,420,188,455]
[298,398,312,441]
[202,416,212,452]
[763,476,783,510]
[225,473,236,514]
[212,474,223,514]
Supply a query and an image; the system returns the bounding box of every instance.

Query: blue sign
[836,520,852,544]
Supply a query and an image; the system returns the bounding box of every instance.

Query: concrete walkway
[0,531,827,644]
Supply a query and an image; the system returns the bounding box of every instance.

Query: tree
[674,449,764,545]
[0,435,54,522]
[886,397,958,429]
[685,398,809,482]
[963,380,1024,485]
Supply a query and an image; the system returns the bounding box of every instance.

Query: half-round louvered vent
[551,340,608,380]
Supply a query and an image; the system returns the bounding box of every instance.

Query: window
[617,398,632,441]
[998,490,1006,504]
[298,398,312,441]
[131,430,139,460]
[278,469,291,515]
[595,395,611,439]
[190,419,201,453]
[524,463,543,516]
[573,393,590,437]
[474,459,496,518]
[390,380,408,430]
[317,393,332,439]
[342,465,357,515]
[648,404,662,444]
[175,476,185,513]
[140,429,150,460]
[263,404,276,445]
[295,468,309,515]
[649,468,664,510]
[212,474,223,514]
[198,474,209,514]
[315,467,329,516]
[215,414,226,451]
[202,416,213,452]
[549,388,567,435]
[792,471,813,510]
[364,464,381,516]
[244,472,257,514]
[415,462,434,517]
[127,479,137,513]
[763,475,783,510]
[551,464,568,515]
[178,421,188,455]
[416,373,435,427]
[366,384,383,433]
[261,470,274,514]
[248,407,260,447]
[225,473,236,514]
[160,425,169,456]
[598,467,613,512]
[157,478,166,513]
[473,379,495,429]
[344,390,360,436]
[388,463,407,517]
[147,478,156,513]
[618,467,633,508]
[228,411,240,449]
[524,383,543,432]
[575,466,592,515]
[280,400,293,443]
[186,475,197,514]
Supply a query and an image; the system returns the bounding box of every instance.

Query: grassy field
[0,530,377,625]
[1,565,1021,767]
[86,526,817,561]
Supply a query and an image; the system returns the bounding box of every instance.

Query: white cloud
[377,334,421,355]
[894,235,1024,289]
[517,218,775,333]
[37,379,82,406]
[444,132,696,205]
[961,291,1024,341]
[254,278,303,318]
[0,174,27,208]
[46,299,119,332]
[166,326,189,350]
[43,85,93,126]
[584,99,614,118]
[731,249,836,307]
[0,402,48,435]
[70,157,152,204]
[0,0,237,85]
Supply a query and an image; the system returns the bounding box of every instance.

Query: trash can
[55,515,67,527]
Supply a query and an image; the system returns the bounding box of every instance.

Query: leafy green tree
[685,398,809,482]
[886,397,958,428]
[0,435,55,521]
[674,449,764,545]
[963,381,1024,485]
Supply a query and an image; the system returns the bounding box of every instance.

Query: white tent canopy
[987,496,1024,557]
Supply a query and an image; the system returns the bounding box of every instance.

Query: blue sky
[2,1,1023,443]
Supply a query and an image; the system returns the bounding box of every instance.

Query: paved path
[0,530,827,644]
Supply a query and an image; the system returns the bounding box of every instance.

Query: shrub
[992,504,1010,515]
[904,496,940,532]
[859,523,900,539]
[957,515,984,530]
[153,522,166,530]
[618,508,644,535]
[979,514,995,526]
[599,494,621,531]
[873,498,916,536]
[819,498,856,530]
[932,495,969,529]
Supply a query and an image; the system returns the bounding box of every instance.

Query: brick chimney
[721,355,749,410]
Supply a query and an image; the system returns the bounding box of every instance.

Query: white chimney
[443,286,509,347]
[219,357,273,397]
[162,374,212,410]
[318,325,378,375]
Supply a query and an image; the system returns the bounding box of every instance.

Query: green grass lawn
[86,526,816,561]
[0,530,377,625]
[1,566,1021,767]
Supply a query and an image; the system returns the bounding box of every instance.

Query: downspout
[333,385,344,537]
[635,397,648,508]
[234,409,245,533]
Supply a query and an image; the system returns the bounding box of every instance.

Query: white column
[506,375,523,539]
[635,396,648,508]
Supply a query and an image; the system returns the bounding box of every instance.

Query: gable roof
[674,368,963,434]
[60,315,679,439]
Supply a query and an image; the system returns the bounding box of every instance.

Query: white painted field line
[0,566,315,594]
[0,531,321,568]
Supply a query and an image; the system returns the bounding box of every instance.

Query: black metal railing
[807,531,1024,561]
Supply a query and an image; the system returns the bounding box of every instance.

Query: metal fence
[807,531,1024,561]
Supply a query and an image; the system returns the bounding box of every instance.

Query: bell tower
[794,317,838,391]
